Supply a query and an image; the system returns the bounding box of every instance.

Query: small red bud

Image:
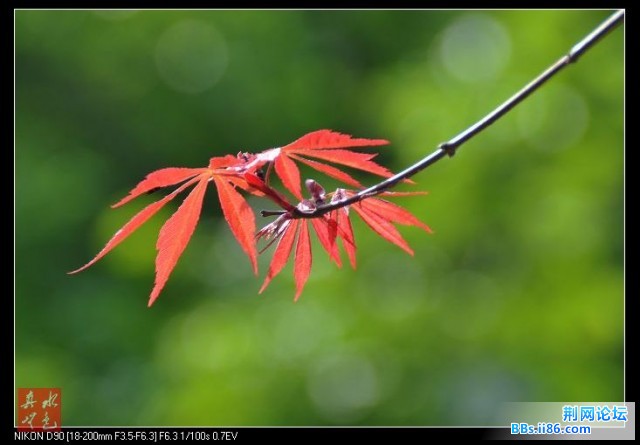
[305,179,326,204]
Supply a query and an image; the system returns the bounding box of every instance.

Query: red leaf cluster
[70,130,432,306]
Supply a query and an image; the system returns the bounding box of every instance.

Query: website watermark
[497,402,634,440]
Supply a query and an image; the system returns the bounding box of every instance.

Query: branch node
[438,142,457,158]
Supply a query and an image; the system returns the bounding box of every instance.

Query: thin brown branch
[262,10,624,219]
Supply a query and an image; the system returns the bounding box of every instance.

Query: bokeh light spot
[307,354,380,423]
[439,14,511,83]
[155,20,228,94]
[517,84,590,151]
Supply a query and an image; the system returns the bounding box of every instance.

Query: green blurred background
[15,10,623,426]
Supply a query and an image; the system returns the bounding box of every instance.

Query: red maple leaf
[256,216,316,301]
[348,191,432,256]
[70,158,258,306]
[256,182,432,300]
[250,130,394,200]
[71,130,432,305]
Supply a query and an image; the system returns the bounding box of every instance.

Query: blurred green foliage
[15,10,623,426]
